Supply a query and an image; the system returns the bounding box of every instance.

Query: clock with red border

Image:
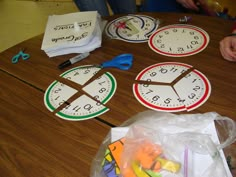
[133,62,211,112]
[148,24,210,57]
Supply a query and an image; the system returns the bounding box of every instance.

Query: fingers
[219,37,236,62]
[220,47,236,62]
[197,0,206,6]
[184,0,199,10]
[177,0,199,11]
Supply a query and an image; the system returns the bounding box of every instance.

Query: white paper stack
[41,11,102,57]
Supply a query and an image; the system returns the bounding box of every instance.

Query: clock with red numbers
[148,24,210,57]
[133,62,211,112]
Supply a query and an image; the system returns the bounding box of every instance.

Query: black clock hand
[170,68,194,87]
[134,79,171,86]
[134,67,194,87]
[168,67,195,109]
[125,26,132,31]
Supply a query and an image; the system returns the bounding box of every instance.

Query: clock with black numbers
[148,24,209,57]
[105,15,159,43]
[44,66,117,121]
[133,62,211,112]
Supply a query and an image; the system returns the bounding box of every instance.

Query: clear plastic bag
[90,111,236,177]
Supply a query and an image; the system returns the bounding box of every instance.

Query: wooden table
[0,12,235,176]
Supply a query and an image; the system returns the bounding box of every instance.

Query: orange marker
[108,138,125,168]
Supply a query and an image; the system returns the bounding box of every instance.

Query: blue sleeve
[73,0,110,16]
[74,0,136,16]
[107,0,136,14]
[141,0,187,12]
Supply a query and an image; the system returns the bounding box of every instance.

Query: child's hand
[220,30,236,62]
[176,0,199,11]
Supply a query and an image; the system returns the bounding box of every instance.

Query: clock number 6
[152,95,160,101]
[99,87,106,93]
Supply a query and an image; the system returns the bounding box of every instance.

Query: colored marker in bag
[183,147,193,177]
[58,52,90,69]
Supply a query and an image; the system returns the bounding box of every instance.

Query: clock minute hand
[170,68,194,86]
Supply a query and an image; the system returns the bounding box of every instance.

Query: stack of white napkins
[41,11,102,57]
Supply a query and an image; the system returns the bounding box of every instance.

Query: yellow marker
[156,157,181,173]
[131,161,150,177]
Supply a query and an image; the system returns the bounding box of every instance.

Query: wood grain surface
[0,70,110,176]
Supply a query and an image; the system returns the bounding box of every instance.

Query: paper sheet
[41,11,102,57]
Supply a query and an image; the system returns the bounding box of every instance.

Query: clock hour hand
[114,18,133,29]
[134,79,170,86]
[125,26,132,31]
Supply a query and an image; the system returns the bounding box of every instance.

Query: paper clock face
[105,15,158,43]
[44,66,117,121]
[148,24,210,57]
[133,62,211,112]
